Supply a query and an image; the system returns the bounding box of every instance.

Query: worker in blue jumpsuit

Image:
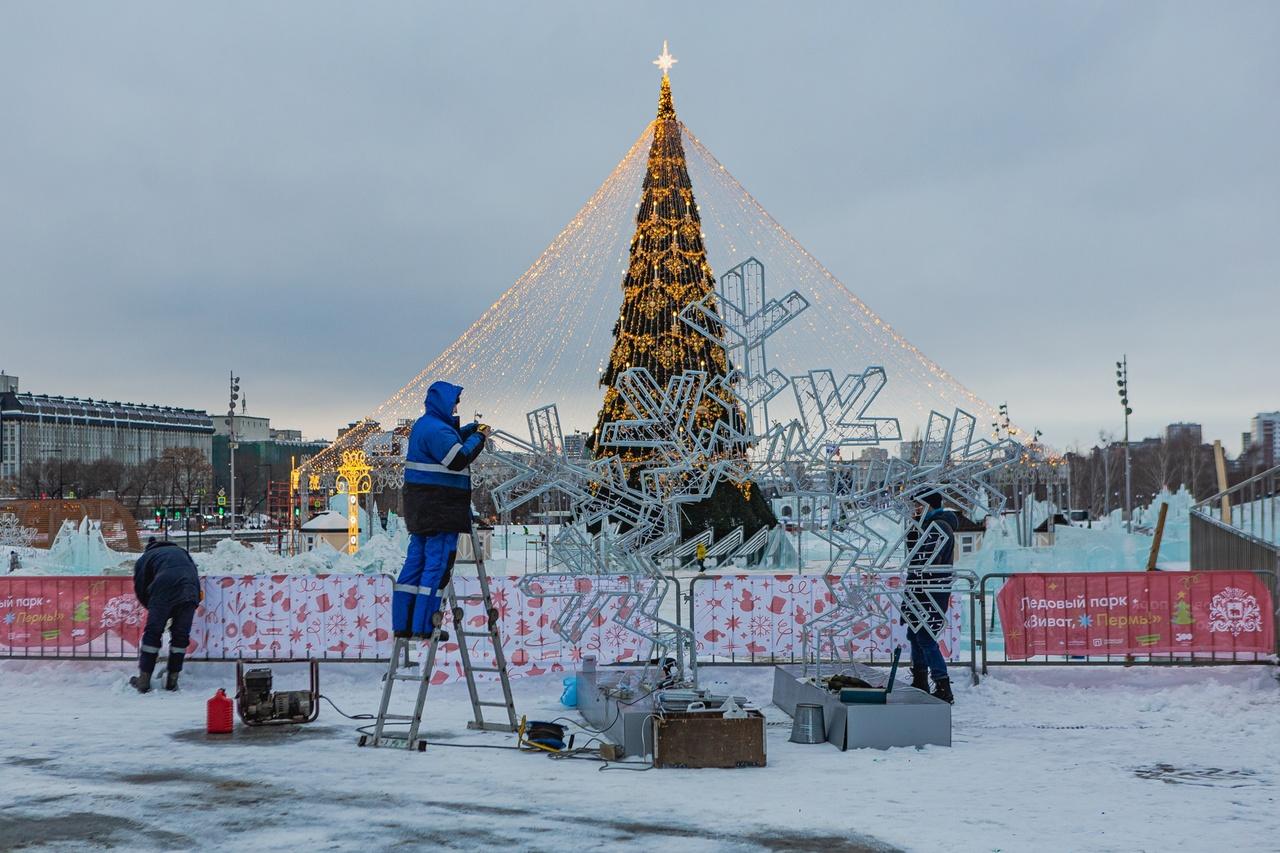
[131,538,201,693]
[394,381,489,640]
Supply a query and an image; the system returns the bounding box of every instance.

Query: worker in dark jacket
[131,538,201,693]
[394,381,489,639]
[903,492,958,703]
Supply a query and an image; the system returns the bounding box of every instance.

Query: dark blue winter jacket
[402,381,486,533]
[912,508,957,568]
[903,508,958,630]
[132,540,200,608]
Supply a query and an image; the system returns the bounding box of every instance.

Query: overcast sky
[1,2,1276,453]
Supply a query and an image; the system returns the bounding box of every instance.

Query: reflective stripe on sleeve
[440,443,464,467]
[403,461,457,475]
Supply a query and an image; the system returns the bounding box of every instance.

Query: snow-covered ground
[1,660,1275,852]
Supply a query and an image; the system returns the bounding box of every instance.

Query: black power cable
[321,692,656,768]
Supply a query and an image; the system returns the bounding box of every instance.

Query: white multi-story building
[1251,412,1280,468]
[562,430,591,460]
[0,373,213,483]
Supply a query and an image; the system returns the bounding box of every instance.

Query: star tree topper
[653,40,677,75]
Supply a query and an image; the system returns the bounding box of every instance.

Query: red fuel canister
[207,688,234,734]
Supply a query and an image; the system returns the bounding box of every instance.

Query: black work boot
[910,667,929,692]
[165,652,185,690]
[415,609,446,641]
[931,677,954,704]
[129,672,152,694]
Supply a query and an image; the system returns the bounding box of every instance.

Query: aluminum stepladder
[358,526,518,751]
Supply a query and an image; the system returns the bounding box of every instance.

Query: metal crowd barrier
[0,575,140,660]
[977,570,1280,673]
[0,574,397,663]
[685,572,983,684]
[6,569,1277,678]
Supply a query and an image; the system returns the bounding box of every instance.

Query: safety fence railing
[0,574,393,662]
[685,572,981,683]
[4,569,1276,682]
[977,570,1278,673]
[0,573,670,687]
[1190,464,1280,573]
[0,575,141,659]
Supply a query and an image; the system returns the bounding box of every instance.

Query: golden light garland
[299,61,1024,477]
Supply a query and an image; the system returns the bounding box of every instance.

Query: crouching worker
[394,381,490,641]
[131,538,201,693]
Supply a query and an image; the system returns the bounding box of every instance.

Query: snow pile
[191,535,401,577]
[0,661,1275,851]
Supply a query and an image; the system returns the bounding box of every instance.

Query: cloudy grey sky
[2,2,1276,453]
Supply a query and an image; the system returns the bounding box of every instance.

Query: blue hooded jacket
[401,381,486,533]
[132,540,200,608]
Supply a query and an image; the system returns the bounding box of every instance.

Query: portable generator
[234,660,321,726]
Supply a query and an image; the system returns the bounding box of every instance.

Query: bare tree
[18,459,59,499]
[1097,431,1114,517]
[159,447,212,511]
[123,456,166,512]
[1138,439,1174,497]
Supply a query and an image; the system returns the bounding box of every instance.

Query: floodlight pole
[1124,418,1131,535]
[1116,356,1132,534]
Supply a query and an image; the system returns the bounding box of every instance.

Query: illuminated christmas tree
[592,45,775,540]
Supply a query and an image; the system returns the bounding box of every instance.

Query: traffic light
[217,506,225,518]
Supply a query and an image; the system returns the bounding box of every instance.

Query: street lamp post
[227,372,240,540]
[257,462,274,548]
[48,449,64,499]
[1116,357,1133,534]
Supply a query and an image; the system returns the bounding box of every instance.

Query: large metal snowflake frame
[478,256,1025,678]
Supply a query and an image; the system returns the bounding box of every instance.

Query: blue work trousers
[906,626,948,680]
[138,596,198,675]
[393,532,457,634]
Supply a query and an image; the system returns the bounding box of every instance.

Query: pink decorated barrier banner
[995,571,1275,660]
[415,575,656,684]
[691,574,963,660]
[192,574,392,660]
[0,576,144,654]
[0,575,654,683]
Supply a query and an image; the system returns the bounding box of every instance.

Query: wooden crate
[652,710,766,769]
